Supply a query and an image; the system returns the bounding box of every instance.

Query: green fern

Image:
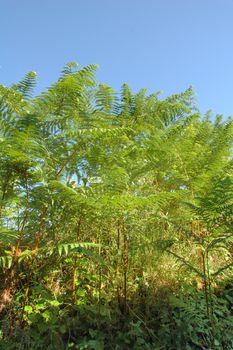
[11,71,37,98]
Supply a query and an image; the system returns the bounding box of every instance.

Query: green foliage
[0,62,232,349]
[11,71,37,98]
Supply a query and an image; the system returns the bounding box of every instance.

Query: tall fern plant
[0,62,232,345]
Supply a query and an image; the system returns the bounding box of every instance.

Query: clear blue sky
[1,0,233,116]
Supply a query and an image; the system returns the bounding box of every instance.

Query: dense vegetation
[0,62,232,349]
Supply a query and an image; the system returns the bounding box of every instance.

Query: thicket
[0,62,232,349]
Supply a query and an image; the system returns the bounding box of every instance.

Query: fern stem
[34,207,48,251]
[122,213,127,314]
[76,216,82,241]
[55,148,79,178]
[201,250,210,319]
[0,172,11,220]
[15,172,29,256]
[198,223,210,320]
[116,217,121,308]
[72,263,77,304]
[72,215,82,304]
[206,250,214,321]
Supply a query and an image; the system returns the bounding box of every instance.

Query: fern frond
[60,61,79,78]
[11,71,37,98]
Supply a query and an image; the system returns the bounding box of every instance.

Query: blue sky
[1,0,233,116]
